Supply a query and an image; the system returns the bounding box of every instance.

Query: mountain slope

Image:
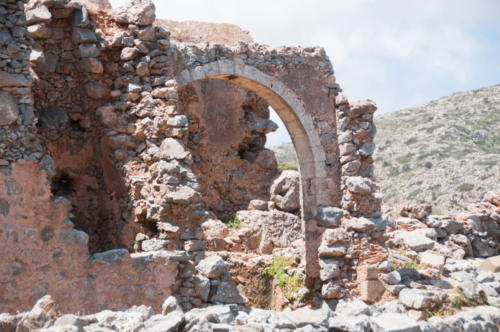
[374,84,500,213]
[270,84,500,213]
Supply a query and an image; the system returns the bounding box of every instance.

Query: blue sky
[109,0,500,146]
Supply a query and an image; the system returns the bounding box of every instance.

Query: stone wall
[180,79,278,216]
[0,0,385,313]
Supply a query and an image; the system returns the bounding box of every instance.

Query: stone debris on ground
[2,294,500,332]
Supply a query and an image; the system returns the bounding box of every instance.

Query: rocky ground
[2,185,499,331]
[1,288,499,331]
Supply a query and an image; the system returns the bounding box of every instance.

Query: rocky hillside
[270,142,298,170]
[374,84,500,213]
[271,84,500,213]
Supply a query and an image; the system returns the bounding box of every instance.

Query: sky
[109,0,500,146]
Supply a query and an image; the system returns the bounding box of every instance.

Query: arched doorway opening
[177,59,333,277]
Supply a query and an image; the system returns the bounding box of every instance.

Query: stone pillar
[335,95,382,218]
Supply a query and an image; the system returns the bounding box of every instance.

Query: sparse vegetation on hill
[374,84,500,213]
[271,84,500,213]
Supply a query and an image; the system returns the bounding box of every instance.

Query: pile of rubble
[2,292,500,332]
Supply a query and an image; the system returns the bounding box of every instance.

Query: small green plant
[262,257,305,300]
[458,183,474,192]
[262,256,292,286]
[451,290,480,309]
[391,261,419,271]
[396,153,413,164]
[220,215,241,229]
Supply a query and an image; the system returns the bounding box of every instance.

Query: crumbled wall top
[156,19,253,46]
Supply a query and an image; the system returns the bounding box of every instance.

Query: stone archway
[177,59,338,277]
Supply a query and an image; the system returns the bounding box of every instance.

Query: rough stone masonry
[0,0,385,313]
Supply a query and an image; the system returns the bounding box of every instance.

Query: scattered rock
[159,138,190,160]
[398,288,437,310]
[479,256,500,273]
[115,0,156,26]
[370,312,420,332]
[360,279,385,303]
[196,255,228,278]
[381,271,401,285]
[210,279,248,304]
[161,296,182,315]
[270,170,300,211]
[400,203,432,220]
[396,231,435,251]
[344,217,378,233]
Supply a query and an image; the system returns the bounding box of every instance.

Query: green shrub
[458,183,474,192]
[262,257,305,301]
[451,290,481,309]
[405,137,418,145]
[220,215,241,229]
[396,153,413,164]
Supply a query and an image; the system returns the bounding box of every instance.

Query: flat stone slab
[479,256,500,273]
[371,313,421,332]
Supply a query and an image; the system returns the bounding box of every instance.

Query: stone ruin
[1,0,499,330]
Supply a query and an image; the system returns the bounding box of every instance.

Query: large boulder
[270,170,300,211]
[115,0,155,26]
[236,210,302,254]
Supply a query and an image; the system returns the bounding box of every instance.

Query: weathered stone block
[28,23,49,39]
[322,228,349,245]
[317,206,342,227]
[360,279,384,303]
[321,281,342,299]
[159,138,190,160]
[318,244,346,258]
[196,255,228,278]
[370,313,420,332]
[115,0,156,26]
[418,252,445,270]
[398,288,434,310]
[479,256,500,273]
[0,91,19,125]
[26,6,52,25]
[357,265,378,281]
[73,29,97,44]
[78,44,99,58]
[319,258,341,281]
[343,217,378,233]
